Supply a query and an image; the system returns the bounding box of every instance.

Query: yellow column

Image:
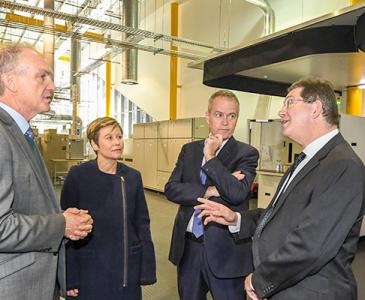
[106,54,111,117]
[169,2,178,120]
[346,86,363,116]
[350,0,364,4]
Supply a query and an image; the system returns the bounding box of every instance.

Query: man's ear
[1,73,17,93]
[312,100,323,119]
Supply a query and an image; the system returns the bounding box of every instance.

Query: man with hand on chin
[165,90,259,300]
[196,78,365,300]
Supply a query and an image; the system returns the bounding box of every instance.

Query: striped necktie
[192,170,207,238]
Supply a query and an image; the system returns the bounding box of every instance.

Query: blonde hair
[87,117,123,147]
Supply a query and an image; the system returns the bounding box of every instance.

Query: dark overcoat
[61,160,156,300]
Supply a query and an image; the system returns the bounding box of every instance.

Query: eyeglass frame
[282,97,306,109]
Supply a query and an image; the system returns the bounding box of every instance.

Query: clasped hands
[63,208,93,241]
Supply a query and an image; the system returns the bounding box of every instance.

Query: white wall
[270,0,348,32]
[110,0,350,142]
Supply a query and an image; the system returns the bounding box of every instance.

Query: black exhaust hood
[191,4,365,97]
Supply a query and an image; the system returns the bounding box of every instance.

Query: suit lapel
[268,134,344,220]
[193,140,205,184]
[2,110,54,203]
[217,136,237,166]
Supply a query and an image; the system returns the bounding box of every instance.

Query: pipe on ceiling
[121,0,138,85]
[243,0,275,35]
[43,0,55,71]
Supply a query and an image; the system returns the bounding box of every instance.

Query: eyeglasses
[282,97,305,109]
[212,111,237,122]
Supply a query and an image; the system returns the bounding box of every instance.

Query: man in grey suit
[196,78,365,300]
[0,45,93,299]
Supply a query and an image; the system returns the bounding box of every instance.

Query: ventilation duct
[43,0,54,71]
[243,0,275,35]
[121,0,138,85]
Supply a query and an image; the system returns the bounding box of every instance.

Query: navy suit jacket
[165,137,259,278]
[238,133,365,299]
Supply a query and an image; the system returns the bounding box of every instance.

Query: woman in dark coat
[61,117,156,300]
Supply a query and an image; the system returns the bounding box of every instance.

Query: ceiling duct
[121,0,138,85]
[243,0,275,35]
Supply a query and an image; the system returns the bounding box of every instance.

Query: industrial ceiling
[0,0,224,62]
[189,2,365,96]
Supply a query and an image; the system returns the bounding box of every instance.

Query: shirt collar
[303,128,339,160]
[216,138,229,156]
[0,102,30,134]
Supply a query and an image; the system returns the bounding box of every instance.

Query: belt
[185,232,204,243]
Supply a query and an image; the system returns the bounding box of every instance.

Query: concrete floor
[143,190,365,300]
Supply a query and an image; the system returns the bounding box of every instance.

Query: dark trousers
[178,235,246,300]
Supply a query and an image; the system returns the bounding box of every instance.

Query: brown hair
[288,78,339,126]
[87,117,123,148]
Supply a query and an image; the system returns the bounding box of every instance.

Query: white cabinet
[257,171,283,208]
[133,118,207,192]
[133,139,145,175]
[143,139,157,189]
[157,171,171,191]
[157,139,170,172]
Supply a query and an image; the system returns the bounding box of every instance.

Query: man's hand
[203,133,223,161]
[194,198,237,226]
[245,274,260,300]
[63,208,93,240]
[232,170,245,181]
[203,186,220,198]
[66,289,79,297]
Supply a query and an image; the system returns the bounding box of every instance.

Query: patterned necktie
[25,126,35,140]
[192,170,207,238]
[255,152,307,237]
[24,126,47,177]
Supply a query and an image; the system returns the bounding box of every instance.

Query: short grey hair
[208,90,240,114]
[0,45,27,96]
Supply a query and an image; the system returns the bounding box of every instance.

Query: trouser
[177,234,246,300]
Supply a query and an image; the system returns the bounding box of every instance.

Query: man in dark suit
[196,78,365,300]
[0,45,93,299]
[165,90,259,300]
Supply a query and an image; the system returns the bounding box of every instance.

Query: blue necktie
[24,127,47,177]
[25,126,35,140]
[192,170,206,238]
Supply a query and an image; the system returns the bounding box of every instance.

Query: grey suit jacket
[0,107,66,300]
[238,133,365,299]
